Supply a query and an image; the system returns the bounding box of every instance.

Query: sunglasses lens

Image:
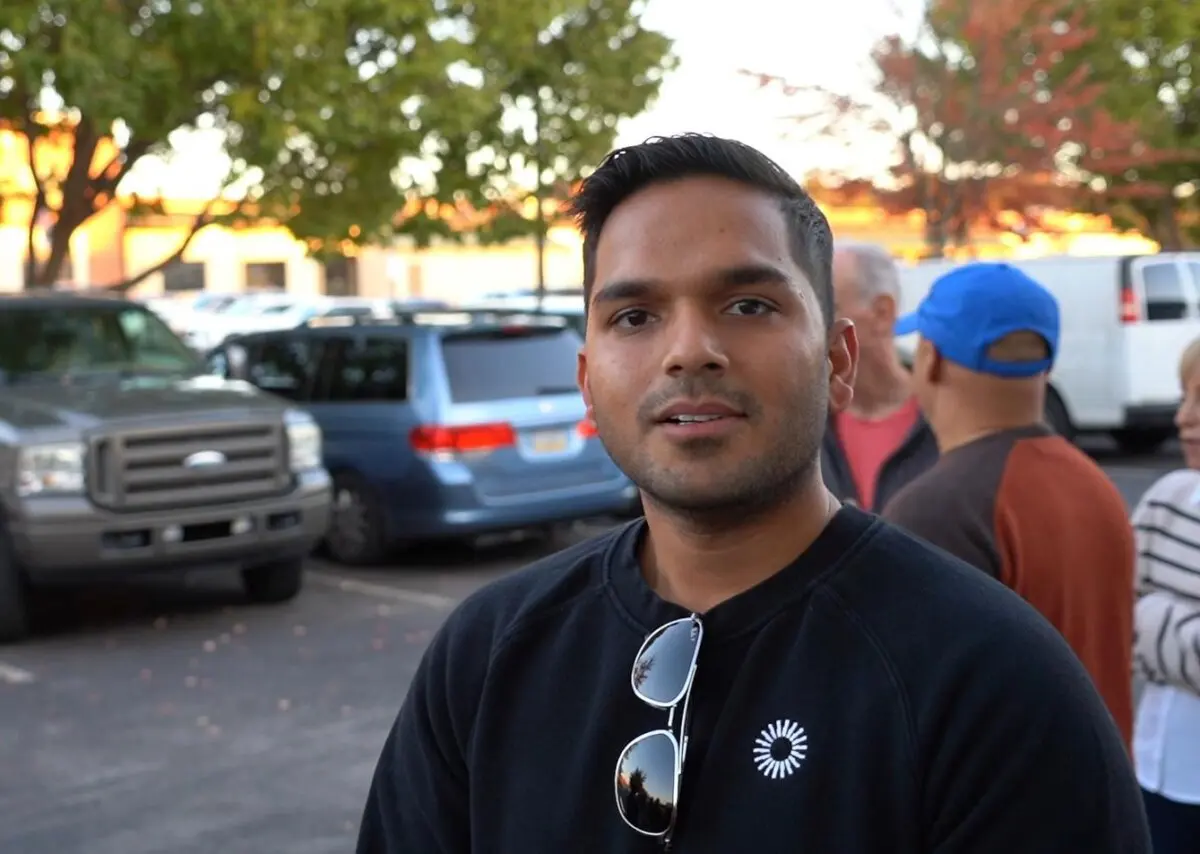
[616,732,677,836]
[632,619,700,706]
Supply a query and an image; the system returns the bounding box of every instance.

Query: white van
[895,252,1200,453]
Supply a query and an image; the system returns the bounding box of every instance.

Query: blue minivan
[205,311,636,564]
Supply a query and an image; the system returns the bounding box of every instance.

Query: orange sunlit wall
[0,125,122,212]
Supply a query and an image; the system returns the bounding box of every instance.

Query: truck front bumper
[10,469,331,582]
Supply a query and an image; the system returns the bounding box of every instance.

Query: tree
[415,0,674,294]
[745,0,1168,257]
[1060,0,1200,249]
[0,0,564,289]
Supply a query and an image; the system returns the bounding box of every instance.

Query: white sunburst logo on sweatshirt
[753,719,808,779]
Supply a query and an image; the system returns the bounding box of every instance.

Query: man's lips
[655,399,745,424]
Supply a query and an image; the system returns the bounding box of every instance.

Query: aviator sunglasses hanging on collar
[614,614,704,846]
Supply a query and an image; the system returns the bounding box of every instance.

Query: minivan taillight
[1120,285,1139,324]
[410,423,516,455]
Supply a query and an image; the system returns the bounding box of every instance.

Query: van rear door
[1122,254,1200,408]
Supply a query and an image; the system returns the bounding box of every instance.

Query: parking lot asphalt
[0,440,1181,854]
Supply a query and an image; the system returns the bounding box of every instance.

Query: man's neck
[846,351,911,419]
[932,412,1044,455]
[639,479,839,615]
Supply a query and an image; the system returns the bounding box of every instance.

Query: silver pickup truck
[0,292,332,642]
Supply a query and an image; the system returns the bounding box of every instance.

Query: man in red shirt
[821,243,938,511]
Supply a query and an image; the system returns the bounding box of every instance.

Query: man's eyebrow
[591,263,796,308]
[716,263,793,289]
[591,279,657,306]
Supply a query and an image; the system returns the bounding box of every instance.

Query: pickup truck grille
[88,420,290,512]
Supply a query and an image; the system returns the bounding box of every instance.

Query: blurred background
[0,0,1196,852]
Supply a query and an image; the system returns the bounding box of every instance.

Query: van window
[322,335,409,402]
[245,335,317,401]
[441,327,581,403]
[1141,262,1189,321]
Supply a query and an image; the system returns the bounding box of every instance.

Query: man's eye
[726,299,775,316]
[613,309,652,328]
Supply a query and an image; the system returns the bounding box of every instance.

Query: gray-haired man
[822,243,938,511]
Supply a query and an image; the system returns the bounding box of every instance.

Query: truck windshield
[0,304,202,380]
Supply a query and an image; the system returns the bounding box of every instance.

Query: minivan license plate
[531,430,569,454]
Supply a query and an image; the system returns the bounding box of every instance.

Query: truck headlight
[17,442,86,497]
[284,410,323,472]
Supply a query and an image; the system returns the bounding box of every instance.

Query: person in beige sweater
[1130,335,1200,853]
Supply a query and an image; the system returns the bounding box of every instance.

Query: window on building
[162,260,206,292]
[324,255,359,297]
[245,262,287,290]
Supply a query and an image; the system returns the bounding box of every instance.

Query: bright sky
[614,0,917,179]
[125,0,921,198]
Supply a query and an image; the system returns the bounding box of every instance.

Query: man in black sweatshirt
[356,134,1150,853]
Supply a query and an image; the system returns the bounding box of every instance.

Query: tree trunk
[1152,197,1186,251]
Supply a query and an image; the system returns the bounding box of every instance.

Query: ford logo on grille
[183,450,228,468]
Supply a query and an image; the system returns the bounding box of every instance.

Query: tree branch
[108,194,243,293]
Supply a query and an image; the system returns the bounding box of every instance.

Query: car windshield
[193,294,234,312]
[0,304,202,381]
[225,297,288,316]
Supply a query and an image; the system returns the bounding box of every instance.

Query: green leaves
[1,0,671,286]
[409,0,675,272]
[1061,0,1200,248]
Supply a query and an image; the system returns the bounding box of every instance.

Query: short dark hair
[568,133,834,328]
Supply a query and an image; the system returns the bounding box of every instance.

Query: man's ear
[827,318,858,415]
[576,347,593,418]
[915,338,943,385]
[872,292,898,328]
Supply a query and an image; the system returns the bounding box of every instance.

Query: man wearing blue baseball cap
[882,261,1137,752]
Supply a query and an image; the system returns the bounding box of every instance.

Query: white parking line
[308,572,457,609]
[0,661,35,684]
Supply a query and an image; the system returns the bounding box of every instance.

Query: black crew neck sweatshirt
[356,506,1150,853]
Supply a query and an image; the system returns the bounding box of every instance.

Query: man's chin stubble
[635,456,816,531]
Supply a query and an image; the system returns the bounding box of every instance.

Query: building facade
[0,128,1160,301]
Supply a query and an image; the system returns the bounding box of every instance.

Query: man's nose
[1176,401,1194,429]
[661,309,729,376]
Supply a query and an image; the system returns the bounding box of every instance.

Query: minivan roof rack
[397,308,570,328]
[302,307,572,329]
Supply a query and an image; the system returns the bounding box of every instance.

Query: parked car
[143,292,240,335]
[205,311,638,564]
[180,291,298,351]
[0,291,332,642]
[231,297,397,337]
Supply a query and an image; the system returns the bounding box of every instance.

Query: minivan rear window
[441,327,581,403]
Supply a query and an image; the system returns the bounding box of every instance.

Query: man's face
[832,250,870,333]
[577,176,857,520]
[831,250,894,360]
[1176,366,1200,469]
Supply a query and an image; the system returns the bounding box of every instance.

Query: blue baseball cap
[893,262,1060,378]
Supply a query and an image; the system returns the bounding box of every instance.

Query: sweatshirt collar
[603,505,879,642]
